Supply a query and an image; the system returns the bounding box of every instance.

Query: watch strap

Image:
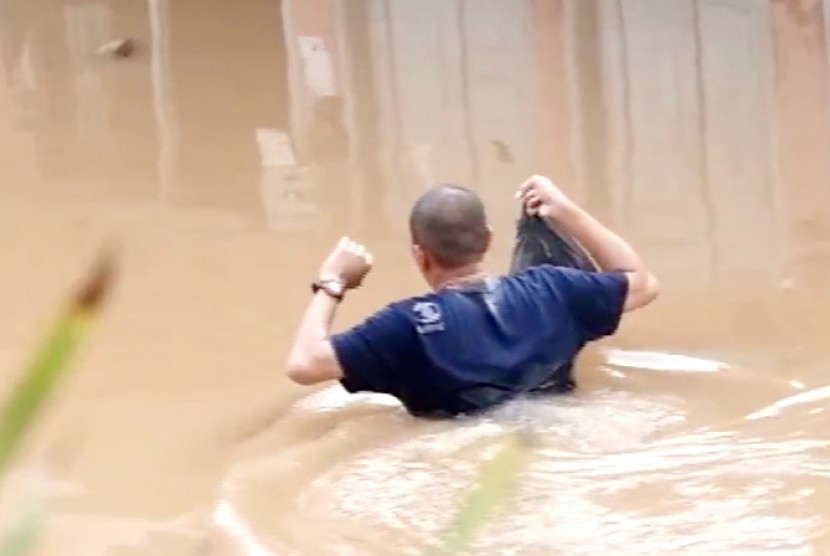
[311,278,345,301]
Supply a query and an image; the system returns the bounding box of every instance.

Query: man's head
[409,184,491,287]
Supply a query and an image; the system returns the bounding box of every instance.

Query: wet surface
[1,0,830,554]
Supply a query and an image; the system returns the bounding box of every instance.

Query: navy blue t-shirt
[330,265,628,417]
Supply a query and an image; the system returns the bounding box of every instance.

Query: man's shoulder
[505,264,596,291]
[386,293,437,315]
[333,300,418,348]
[361,295,448,335]
[387,293,448,335]
[509,263,564,279]
[499,264,564,291]
[390,286,504,335]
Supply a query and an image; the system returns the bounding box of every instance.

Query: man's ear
[412,244,430,271]
[483,226,493,252]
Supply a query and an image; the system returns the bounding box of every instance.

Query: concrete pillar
[168,0,287,210]
[282,0,343,149]
[769,0,830,281]
[0,69,37,190]
[531,0,576,189]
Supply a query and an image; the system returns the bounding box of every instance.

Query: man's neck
[431,263,488,291]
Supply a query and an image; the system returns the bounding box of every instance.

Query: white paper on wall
[298,36,336,97]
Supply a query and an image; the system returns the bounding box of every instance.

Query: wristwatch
[311,277,345,301]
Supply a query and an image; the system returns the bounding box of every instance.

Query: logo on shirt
[412,301,445,334]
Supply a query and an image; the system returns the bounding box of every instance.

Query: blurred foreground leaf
[0,250,115,476]
[0,494,42,556]
[0,250,116,555]
[434,430,532,555]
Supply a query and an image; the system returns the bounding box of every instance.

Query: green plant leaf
[434,430,532,555]
[0,251,115,556]
[0,495,42,556]
[0,315,89,477]
[0,251,114,477]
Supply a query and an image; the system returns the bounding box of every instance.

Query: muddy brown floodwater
[1,0,830,554]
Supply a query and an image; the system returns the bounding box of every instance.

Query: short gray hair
[409,184,489,269]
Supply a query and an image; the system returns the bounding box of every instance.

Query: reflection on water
[2,0,830,554]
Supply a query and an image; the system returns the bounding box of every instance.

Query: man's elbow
[647,272,660,303]
[285,341,341,385]
[640,271,660,306]
[285,359,319,385]
[625,270,660,311]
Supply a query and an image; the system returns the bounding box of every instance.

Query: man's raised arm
[517,175,659,312]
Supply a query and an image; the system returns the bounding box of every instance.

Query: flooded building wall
[279,0,559,246]
[3,1,830,554]
[359,0,539,222]
[317,0,571,255]
[698,1,778,281]
[297,0,830,284]
[275,0,830,283]
[587,0,781,287]
[0,0,157,193]
[282,0,343,135]
[770,0,830,283]
[531,0,577,190]
[2,0,828,272]
[168,0,288,212]
[506,0,830,289]
[279,0,360,235]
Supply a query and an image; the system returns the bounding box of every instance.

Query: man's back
[331,265,628,417]
[284,177,658,417]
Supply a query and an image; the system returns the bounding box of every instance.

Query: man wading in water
[285,175,659,417]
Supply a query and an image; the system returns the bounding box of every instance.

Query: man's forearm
[551,204,643,273]
[551,203,659,312]
[285,236,373,384]
[286,292,339,367]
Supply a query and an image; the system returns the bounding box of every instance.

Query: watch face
[319,279,344,297]
[312,278,345,299]
[326,280,344,295]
